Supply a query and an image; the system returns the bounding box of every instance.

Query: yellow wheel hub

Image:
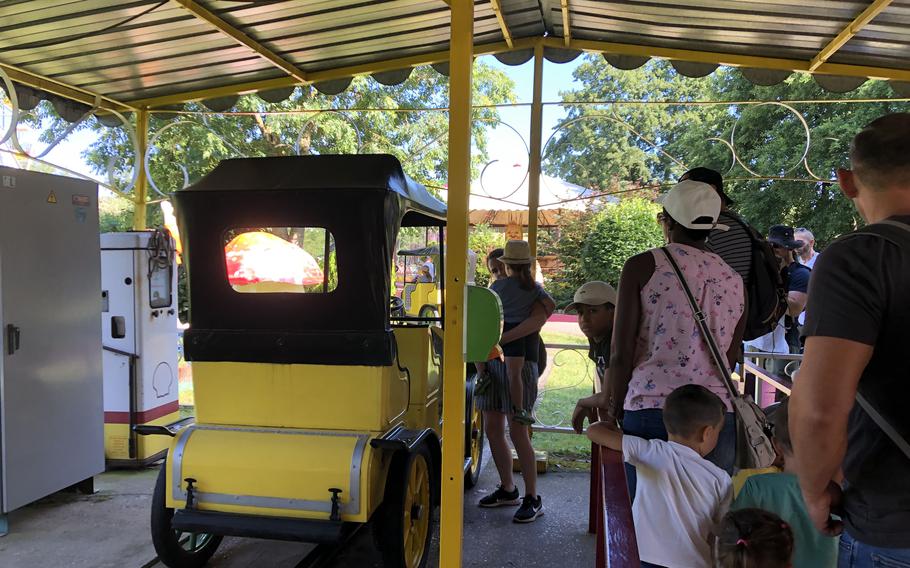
[470,404,482,475]
[403,453,430,568]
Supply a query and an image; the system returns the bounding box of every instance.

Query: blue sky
[4,54,585,185]
[482,55,583,170]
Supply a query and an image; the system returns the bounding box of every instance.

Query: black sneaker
[478,486,520,508]
[513,495,543,523]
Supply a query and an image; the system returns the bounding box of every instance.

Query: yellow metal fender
[164,424,392,523]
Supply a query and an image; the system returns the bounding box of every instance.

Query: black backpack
[728,215,789,341]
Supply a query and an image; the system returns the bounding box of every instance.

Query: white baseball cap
[661,180,728,231]
[566,281,617,312]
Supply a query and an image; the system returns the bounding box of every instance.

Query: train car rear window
[223,227,337,294]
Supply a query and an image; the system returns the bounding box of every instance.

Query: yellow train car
[137,155,497,568]
[397,245,442,319]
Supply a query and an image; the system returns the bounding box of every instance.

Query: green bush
[551,198,663,308]
[468,223,503,288]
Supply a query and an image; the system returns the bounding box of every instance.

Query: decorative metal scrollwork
[730,102,811,178]
[2,78,848,209]
[534,344,595,429]
[0,67,140,197]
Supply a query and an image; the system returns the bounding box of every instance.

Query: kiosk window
[148,262,173,308]
[224,227,337,294]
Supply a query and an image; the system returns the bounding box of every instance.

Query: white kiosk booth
[101,231,182,467]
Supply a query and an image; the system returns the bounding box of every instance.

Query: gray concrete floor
[1,443,594,568]
[0,468,159,568]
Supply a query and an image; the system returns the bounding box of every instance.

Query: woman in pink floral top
[577,180,746,494]
[625,241,743,413]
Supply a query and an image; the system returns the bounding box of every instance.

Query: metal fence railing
[533,342,593,434]
[742,351,801,399]
[594,444,639,568]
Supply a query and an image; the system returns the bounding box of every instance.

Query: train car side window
[224,227,337,293]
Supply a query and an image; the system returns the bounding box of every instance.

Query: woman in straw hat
[476,240,554,426]
[475,246,554,523]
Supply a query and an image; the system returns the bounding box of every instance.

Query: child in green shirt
[731,398,838,567]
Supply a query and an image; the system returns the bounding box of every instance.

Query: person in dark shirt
[680,167,753,284]
[571,281,617,383]
[475,248,552,523]
[745,225,810,397]
[767,225,811,354]
[791,112,910,565]
[569,281,617,433]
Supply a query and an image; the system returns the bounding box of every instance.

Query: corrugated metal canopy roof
[2,0,910,113]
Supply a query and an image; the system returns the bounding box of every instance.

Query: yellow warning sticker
[47,191,57,204]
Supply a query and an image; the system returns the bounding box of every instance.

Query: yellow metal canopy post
[440,1,472,566]
[808,0,894,72]
[132,109,149,229]
[527,44,544,266]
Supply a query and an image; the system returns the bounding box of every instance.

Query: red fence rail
[590,442,638,567]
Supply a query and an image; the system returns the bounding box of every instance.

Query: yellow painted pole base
[511,449,548,474]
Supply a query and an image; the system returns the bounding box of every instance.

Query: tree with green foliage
[33,64,515,229]
[547,56,908,245]
[468,223,504,287]
[549,198,663,307]
[98,194,136,233]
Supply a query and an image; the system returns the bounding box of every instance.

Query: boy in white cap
[569,281,617,432]
[570,282,617,384]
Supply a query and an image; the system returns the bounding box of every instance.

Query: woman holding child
[474,245,554,524]
[577,180,747,478]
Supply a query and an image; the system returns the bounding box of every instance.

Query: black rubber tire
[390,296,405,318]
[463,376,485,489]
[373,445,435,568]
[417,305,438,319]
[151,462,223,568]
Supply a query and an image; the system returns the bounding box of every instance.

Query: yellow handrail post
[132,109,149,230]
[527,43,544,269]
[440,1,473,566]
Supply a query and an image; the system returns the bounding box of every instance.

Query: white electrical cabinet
[0,167,104,533]
[101,231,180,466]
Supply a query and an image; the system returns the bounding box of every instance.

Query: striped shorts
[475,358,539,414]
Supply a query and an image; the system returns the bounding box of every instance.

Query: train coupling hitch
[328,488,343,522]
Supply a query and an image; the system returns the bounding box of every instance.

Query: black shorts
[501,322,540,359]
